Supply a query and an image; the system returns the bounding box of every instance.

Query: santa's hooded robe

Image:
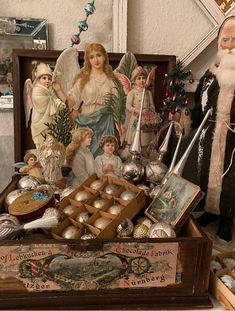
[191,64,235,218]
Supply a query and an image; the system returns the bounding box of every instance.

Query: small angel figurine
[19,153,44,181]
[24,62,66,149]
[95,135,122,178]
[38,135,65,184]
[122,66,157,149]
[65,128,95,187]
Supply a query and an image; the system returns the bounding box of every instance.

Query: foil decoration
[116,218,134,237]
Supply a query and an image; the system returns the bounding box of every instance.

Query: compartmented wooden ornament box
[0,49,213,310]
[210,251,235,310]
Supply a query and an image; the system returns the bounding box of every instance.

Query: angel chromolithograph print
[145,174,202,231]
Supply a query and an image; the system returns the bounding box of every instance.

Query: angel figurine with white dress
[24,63,66,149]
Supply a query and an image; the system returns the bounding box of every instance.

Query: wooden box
[0,49,213,310]
[209,253,235,310]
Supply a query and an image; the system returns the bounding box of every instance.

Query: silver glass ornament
[89,179,103,191]
[63,205,77,216]
[107,204,124,215]
[122,154,145,183]
[116,218,134,237]
[43,208,61,219]
[93,217,112,230]
[60,187,75,201]
[4,189,29,210]
[148,222,176,238]
[133,223,149,238]
[0,214,20,240]
[17,175,41,189]
[74,190,92,202]
[76,211,90,223]
[0,213,20,226]
[92,198,109,209]
[104,184,119,195]
[120,190,136,201]
[137,217,153,229]
[61,225,80,239]
[145,160,168,184]
[80,232,96,240]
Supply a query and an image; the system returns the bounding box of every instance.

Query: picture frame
[0,17,48,110]
[182,0,235,66]
[145,173,203,233]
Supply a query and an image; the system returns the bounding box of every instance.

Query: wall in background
[0,0,221,191]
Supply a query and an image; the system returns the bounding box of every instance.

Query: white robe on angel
[31,83,65,147]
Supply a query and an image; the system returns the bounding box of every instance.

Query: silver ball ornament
[93,217,112,230]
[133,223,149,238]
[122,156,145,182]
[61,225,80,239]
[74,190,92,202]
[17,175,41,189]
[89,179,103,191]
[76,211,90,223]
[107,204,124,215]
[137,217,153,229]
[145,160,168,184]
[116,218,134,237]
[63,205,77,216]
[120,190,136,201]
[80,232,96,240]
[148,222,176,238]
[92,198,109,209]
[104,184,119,195]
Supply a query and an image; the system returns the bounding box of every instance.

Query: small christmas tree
[162,60,191,116]
[44,107,73,147]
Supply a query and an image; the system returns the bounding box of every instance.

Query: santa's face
[219,24,235,51]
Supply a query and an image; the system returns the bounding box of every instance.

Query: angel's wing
[113,72,131,95]
[114,51,138,80]
[146,66,158,87]
[23,78,33,128]
[52,47,80,94]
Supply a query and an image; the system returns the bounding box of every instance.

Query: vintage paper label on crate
[0,242,178,292]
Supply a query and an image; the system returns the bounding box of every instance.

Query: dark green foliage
[104,76,126,124]
[44,106,72,147]
[162,60,191,114]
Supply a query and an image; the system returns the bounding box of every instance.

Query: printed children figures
[31,63,65,148]
[95,135,122,178]
[19,153,44,181]
[65,128,95,187]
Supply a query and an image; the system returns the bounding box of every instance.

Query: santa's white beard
[216,49,235,87]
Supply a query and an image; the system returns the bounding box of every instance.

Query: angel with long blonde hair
[65,127,95,187]
[53,43,121,157]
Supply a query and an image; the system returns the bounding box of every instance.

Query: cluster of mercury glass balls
[60,179,175,240]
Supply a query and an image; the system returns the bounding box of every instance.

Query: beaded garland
[70,1,96,46]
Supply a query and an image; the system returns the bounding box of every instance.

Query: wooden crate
[0,49,213,310]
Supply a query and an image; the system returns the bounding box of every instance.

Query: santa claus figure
[192,16,235,242]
